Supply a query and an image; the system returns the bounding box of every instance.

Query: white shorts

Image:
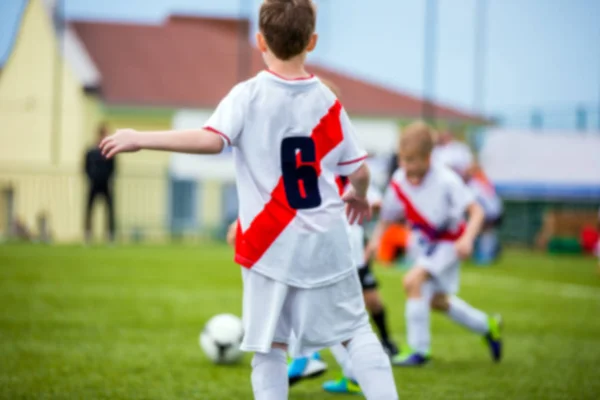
[415,241,460,294]
[349,223,366,268]
[240,268,370,357]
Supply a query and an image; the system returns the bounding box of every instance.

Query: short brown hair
[400,121,436,156]
[259,0,316,60]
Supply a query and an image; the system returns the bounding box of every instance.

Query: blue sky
[57,0,600,117]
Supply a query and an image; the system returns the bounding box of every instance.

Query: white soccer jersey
[205,71,368,288]
[468,177,503,220]
[380,165,475,251]
[431,141,474,177]
[335,176,382,269]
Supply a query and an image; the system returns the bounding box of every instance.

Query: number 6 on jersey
[280,136,322,210]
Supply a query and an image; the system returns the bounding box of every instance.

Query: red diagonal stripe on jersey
[335,175,349,196]
[390,181,464,241]
[235,100,344,268]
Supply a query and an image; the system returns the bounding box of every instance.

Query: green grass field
[0,244,599,399]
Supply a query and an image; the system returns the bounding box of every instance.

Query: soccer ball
[199,313,244,364]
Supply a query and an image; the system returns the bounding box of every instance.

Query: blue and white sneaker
[288,352,328,386]
[391,350,430,367]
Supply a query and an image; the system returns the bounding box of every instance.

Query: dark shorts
[358,260,378,291]
[484,214,504,229]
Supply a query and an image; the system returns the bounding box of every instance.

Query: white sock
[447,296,489,335]
[329,343,354,380]
[406,298,431,354]
[347,330,398,400]
[251,348,288,400]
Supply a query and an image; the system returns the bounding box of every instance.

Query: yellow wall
[0,0,174,242]
[0,0,58,166]
[0,0,88,241]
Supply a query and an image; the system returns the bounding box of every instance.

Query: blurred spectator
[84,123,116,243]
[431,129,474,180]
[466,164,503,264]
[37,211,52,244]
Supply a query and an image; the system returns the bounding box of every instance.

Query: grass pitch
[0,243,599,399]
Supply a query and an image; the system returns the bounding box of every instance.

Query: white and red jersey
[380,165,475,248]
[335,176,382,269]
[205,71,367,288]
[468,172,503,221]
[431,141,474,178]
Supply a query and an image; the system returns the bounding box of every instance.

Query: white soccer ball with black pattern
[200,314,244,364]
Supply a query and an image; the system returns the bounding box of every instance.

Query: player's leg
[240,269,291,399]
[322,344,362,394]
[104,185,116,243]
[344,328,398,399]
[431,293,503,362]
[84,185,98,244]
[294,273,398,399]
[392,266,433,366]
[359,262,399,357]
[252,343,289,400]
[337,275,398,399]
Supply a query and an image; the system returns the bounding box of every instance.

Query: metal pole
[422,0,438,122]
[237,0,251,82]
[51,0,64,165]
[576,105,587,131]
[473,0,488,113]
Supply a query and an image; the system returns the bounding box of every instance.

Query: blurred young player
[367,121,503,367]
[431,129,474,181]
[100,1,398,398]
[466,164,503,263]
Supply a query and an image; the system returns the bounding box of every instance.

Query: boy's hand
[226,221,238,247]
[100,129,141,159]
[455,235,474,259]
[342,189,371,225]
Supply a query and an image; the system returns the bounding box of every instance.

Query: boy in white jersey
[367,121,503,367]
[100,1,398,398]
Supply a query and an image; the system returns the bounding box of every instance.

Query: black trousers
[85,183,115,238]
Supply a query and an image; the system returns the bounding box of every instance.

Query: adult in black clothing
[84,123,116,243]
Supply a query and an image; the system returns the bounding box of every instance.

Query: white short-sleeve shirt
[468,177,503,220]
[431,141,474,177]
[205,71,368,288]
[381,165,475,247]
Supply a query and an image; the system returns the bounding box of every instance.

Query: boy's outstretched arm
[455,202,485,259]
[100,128,225,159]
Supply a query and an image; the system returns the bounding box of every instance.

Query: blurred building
[0,0,483,242]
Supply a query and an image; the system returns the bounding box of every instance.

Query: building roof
[0,0,28,69]
[70,15,483,123]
